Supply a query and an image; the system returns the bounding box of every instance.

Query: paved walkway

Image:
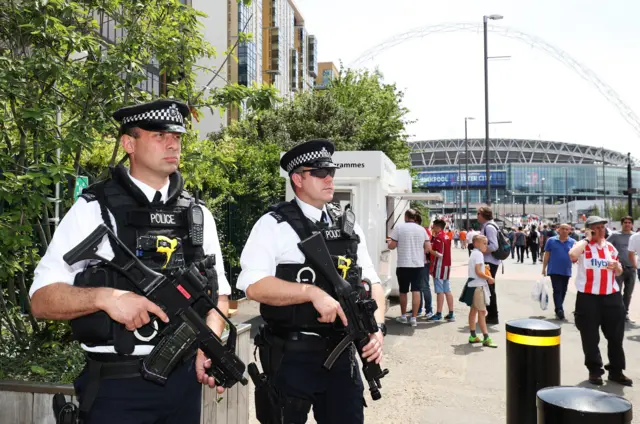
[233,247,640,423]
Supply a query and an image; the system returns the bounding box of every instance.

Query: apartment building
[260,0,317,97]
[96,0,320,137]
[315,61,339,89]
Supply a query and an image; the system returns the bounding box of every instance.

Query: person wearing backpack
[529,225,540,265]
[478,206,501,325]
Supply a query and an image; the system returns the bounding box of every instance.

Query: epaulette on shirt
[269,211,285,223]
[80,191,97,202]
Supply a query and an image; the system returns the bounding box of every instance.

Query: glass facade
[94,9,160,96]
[415,163,640,206]
[238,2,257,87]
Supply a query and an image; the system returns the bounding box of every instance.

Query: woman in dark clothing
[514,226,526,263]
[529,225,540,264]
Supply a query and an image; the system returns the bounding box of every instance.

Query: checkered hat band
[122,105,184,125]
[286,149,332,173]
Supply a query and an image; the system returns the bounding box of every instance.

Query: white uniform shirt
[30,172,231,354]
[236,197,381,291]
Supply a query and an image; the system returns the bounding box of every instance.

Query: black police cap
[113,99,190,134]
[280,139,338,174]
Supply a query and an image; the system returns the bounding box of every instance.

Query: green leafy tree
[206,68,414,277]
[0,0,275,381]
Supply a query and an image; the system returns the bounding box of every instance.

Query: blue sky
[295,0,640,160]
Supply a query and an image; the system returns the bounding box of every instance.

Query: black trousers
[487,263,499,320]
[574,291,626,375]
[74,358,201,424]
[270,347,364,424]
[516,246,525,262]
[530,244,539,263]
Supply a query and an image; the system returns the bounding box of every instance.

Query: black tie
[152,191,162,205]
[321,211,328,224]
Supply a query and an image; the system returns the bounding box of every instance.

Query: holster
[251,325,312,424]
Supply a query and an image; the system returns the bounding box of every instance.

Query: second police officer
[29,100,231,423]
[237,139,386,424]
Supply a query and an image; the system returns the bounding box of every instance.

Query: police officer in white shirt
[29,100,231,423]
[237,139,385,424]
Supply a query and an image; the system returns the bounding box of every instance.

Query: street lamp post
[464,117,475,229]
[541,177,546,222]
[483,13,503,206]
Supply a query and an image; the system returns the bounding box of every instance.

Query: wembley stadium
[410,138,640,221]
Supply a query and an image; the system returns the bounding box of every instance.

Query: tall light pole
[483,13,503,206]
[541,177,546,221]
[465,116,475,230]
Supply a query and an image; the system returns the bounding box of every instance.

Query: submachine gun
[297,232,389,400]
[63,223,248,387]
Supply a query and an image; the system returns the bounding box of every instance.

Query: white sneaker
[424,312,435,319]
[396,315,408,324]
[410,317,418,327]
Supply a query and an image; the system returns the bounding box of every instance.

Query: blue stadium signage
[417,171,507,188]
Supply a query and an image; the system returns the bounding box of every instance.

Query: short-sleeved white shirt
[628,233,640,256]
[467,249,487,288]
[30,172,230,354]
[236,197,380,291]
[389,222,428,268]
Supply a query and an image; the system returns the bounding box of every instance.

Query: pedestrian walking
[460,228,468,249]
[542,223,576,320]
[514,226,526,263]
[529,225,540,264]
[569,216,632,387]
[238,139,386,423]
[467,227,479,257]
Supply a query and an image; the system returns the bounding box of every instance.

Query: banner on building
[416,171,507,188]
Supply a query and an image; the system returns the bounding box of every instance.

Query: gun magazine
[143,321,199,384]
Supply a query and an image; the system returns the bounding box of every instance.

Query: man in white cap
[569,216,632,386]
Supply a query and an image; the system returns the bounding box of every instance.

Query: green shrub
[0,318,84,385]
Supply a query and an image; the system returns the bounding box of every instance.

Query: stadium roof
[410,139,638,168]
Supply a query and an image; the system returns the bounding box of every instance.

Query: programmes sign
[417,171,506,188]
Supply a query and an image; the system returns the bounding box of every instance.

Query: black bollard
[537,386,632,423]
[506,318,560,424]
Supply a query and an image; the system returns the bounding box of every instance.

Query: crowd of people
[388,208,639,387]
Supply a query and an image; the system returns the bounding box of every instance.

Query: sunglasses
[299,168,336,179]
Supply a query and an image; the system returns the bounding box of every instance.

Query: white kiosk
[280,151,442,300]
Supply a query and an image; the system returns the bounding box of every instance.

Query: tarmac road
[233,246,640,423]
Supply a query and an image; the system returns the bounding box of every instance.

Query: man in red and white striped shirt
[569,216,632,386]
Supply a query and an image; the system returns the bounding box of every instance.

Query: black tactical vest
[70,164,211,353]
[260,200,363,333]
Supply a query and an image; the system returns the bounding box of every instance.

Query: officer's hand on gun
[310,286,348,326]
[310,285,384,365]
[196,349,225,393]
[361,330,384,364]
[100,288,169,330]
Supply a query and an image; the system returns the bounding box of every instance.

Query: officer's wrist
[93,287,115,311]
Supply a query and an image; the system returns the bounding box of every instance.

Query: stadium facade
[411,139,640,209]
